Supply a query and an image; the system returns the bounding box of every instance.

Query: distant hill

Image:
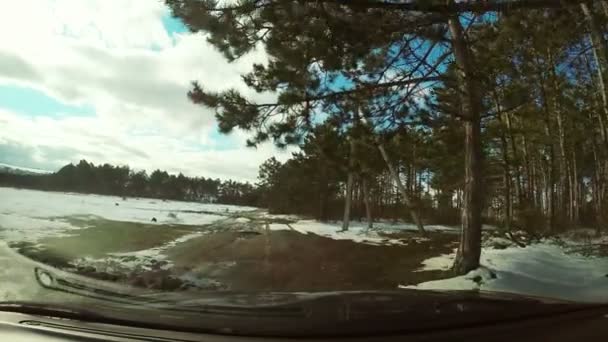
[0,163,53,176]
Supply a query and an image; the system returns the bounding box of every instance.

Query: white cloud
[0,109,293,182]
[0,0,289,181]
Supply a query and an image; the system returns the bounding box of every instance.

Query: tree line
[0,160,259,206]
[165,0,608,274]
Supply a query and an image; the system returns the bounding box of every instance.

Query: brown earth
[9,214,461,292]
[165,229,459,291]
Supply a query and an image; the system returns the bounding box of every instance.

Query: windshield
[1,0,608,335]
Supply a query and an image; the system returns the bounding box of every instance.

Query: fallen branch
[505,231,527,248]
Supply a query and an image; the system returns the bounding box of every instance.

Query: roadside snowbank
[403,242,608,303]
[268,220,457,245]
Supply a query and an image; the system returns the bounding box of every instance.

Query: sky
[0,0,293,182]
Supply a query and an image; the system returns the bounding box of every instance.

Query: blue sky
[162,14,188,37]
[0,84,95,117]
[0,1,288,181]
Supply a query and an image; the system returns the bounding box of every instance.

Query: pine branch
[207,75,444,109]
[195,0,588,14]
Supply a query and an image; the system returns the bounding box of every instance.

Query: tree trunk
[582,49,608,151]
[377,143,427,235]
[572,150,580,224]
[318,163,329,222]
[449,14,483,275]
[539,76,556,231]
[592,137,606,234]
[582,2,608,106]
[602,1,608,17]
[341,138,356,231]
[354,181,362,222]
[555,102,572,222]
[505,113,523,204]
[540,161,548,217]
[500,131,512,230]
[532,156,542,209]
[522,133,534,203]
[363,178,373,229]
[496,97,512,230]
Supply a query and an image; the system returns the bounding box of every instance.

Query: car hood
[0,241,604,337]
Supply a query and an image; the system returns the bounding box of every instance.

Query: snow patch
[266,220,456,246]
[290,220,407,246]
[404,242,608,303]
[71,232,203,273]
[415,249,457,272]
[111,232,202,260]
[268,223,291,231]
[260,212,300,221]
[0,213,80,241]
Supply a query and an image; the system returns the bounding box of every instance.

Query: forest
[3,0,607,277]
[162,0,608,274]
[0,160,259,206]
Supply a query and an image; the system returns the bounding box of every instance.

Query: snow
[0,242,73,302]
[288,220,407,246]
[260,212,300,221]
[0,213,81,241]
[72,232,204,273]
[415,249,458,272]
[10,188,608,303]
[368,221,461,233]
[268,223,291,231]
[403,242,608,303]
[266,220,457,245]
[0,187,255,241]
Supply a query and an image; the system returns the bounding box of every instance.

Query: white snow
[0,242,76,302]
[266,220,454,245]
[260,212,301,221]
[403,242,608,303]
[0,187,255,241]
[415,249,458,272]
[268,223,292,231]
[0,213,81,241]
[288,220,407,246]
[72,232,204,273]
[367,220,461,233]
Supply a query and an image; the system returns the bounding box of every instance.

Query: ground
[2,187,608,302]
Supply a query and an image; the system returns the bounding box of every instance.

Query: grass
[13,216,197,266]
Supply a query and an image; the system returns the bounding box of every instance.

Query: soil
[9,212,460,292]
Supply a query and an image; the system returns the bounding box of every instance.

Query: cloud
[0,109,293,182]
[0,52,41,83]
[0,0,288,182]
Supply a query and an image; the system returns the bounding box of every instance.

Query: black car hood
[0,241,604,337]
